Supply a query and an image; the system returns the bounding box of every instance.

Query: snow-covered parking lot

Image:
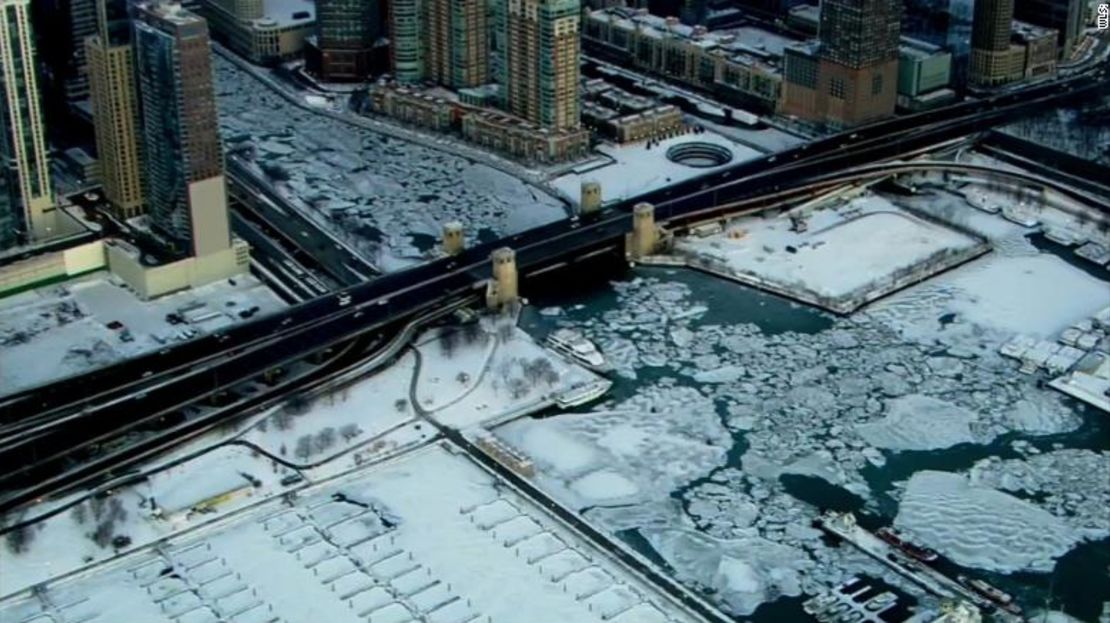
[0,445,703,623]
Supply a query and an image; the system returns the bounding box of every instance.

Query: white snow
[894,470,1081,573]
[0,445,702,623]
[550,131,762,205]
[0,273,284,395]
[674,193,983,310]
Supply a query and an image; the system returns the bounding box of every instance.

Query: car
[337,293,352,307]
[106,320,124,330]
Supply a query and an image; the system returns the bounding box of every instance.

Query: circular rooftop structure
[665,141,733,168]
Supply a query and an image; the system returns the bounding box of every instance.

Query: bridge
[0,68,1107,515]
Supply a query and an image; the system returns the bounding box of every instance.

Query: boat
[554,379,612,409]
[876,526,940,563]
[958,575,1021,614]
[546,329,608,371]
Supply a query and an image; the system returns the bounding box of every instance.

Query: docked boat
[546,329,608,371]
[554,379,612,409]
[876,527,939,563]
[958,575,1021,614]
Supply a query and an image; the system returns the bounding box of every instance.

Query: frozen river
[507,216,1109,621]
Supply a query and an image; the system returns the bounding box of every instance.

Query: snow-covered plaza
[672,190,990,313]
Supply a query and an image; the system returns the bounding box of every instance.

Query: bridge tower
[485,247,519,310]
[442,221,464,255]
[580,181,602,215]
[626,202,659,260]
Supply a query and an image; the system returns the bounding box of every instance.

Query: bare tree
[440,328,459,357]
[462,321,484,345]
[72,502,88,525]
[294,435,313,461]
[314,427,337,453]
[340,424,362,441]
[4,525,32,554]
[394,398,408,413]
[456,372,470,384]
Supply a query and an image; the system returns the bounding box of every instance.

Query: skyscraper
[969,0,1019,86]
[315,0,380,81]
[390,0,489,88]
[781,0,900,128]
[425,0,489,88]
[0,0,55,248]
[1014,0,1086,59]
[31,0,97,108]
[87,0,145,219]
[500,0,581,130]
[133,2,230,258]
[902,0,975,89]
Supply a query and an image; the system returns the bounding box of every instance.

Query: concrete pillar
[442,221,464,255]
[485,247,519,310]
[627,202,658,259]
[580,181,601,215]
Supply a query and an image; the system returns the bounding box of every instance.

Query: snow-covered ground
[673,191,986,312]
[551,130,762,206]
[870,186,1109,340]
[415,316,604,429]
[213,55,568,269]
[0,445,702,623]
[0,272,284,395]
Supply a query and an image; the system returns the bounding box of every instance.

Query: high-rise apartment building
[0,0,55,248]
[32,0,97,106]
[87,0,146,219]
[426,0,489,88]
[1014,0,1086,59]
[902,0,974,89]
[390,0,489,88]
[782,0,900,128]
[500,0,581,130]
[314,0,380,80]
[133,2,230,258]
[969,0,1020,86]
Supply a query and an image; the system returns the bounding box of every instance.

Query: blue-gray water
[518,264,1110,622]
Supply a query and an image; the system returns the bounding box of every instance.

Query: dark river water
[517,260,1110,622]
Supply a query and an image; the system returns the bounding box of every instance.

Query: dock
[814,512,1023,623]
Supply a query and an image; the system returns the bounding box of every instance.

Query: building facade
[1013,0,1085,60]
[313,0,379,80]
[87,0,146,219]
[582,9,784,113]
[969,0,1017,86]
[31,0,97,105]
[902,0,974,89]
[202,0,316,64]
[0,0,55,248]
[425,0,489,88]
[390,0,489,89]
[133,2,230,258]
[782,0,900,128]
[500,0,582,130]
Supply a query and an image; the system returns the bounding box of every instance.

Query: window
[871,73,883,95]
[829,77,846,99]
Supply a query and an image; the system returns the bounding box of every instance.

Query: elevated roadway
[4,69,1104,424]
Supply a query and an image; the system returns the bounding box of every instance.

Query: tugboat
[876,526,939,563]
[545,328,608,372]
[958,575,1022,615]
